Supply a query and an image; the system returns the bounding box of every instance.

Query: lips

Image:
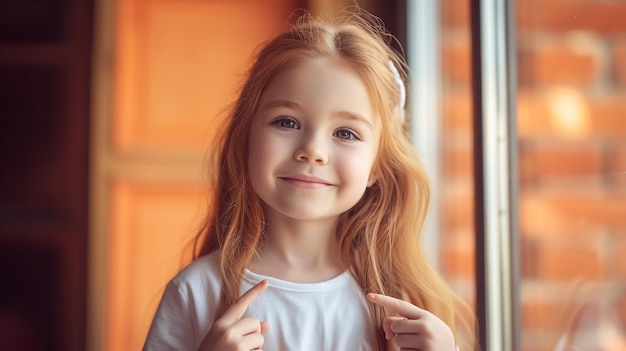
[279,174,333,188]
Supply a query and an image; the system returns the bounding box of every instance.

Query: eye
[271,117,299,129]
[334,128,360,141]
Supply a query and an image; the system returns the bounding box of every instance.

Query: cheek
[247,130,285,186]
[247,131,265,180]
[249,132,278,163]
[339,150,377,187]
[248,145,267,178]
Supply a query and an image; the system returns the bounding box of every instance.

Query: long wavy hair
[193,8,476,350]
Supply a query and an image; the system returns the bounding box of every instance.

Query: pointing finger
[367,293,425,320]
[221,280,269,323]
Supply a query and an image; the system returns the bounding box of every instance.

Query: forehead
[257,57,378,125]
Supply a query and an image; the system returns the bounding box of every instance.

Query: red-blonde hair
[193,8,477,350]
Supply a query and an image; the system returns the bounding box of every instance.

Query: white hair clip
[387,60,406,115]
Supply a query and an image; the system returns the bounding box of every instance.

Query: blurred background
[0,0,624,350]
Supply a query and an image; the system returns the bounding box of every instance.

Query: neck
[249,211,345,282]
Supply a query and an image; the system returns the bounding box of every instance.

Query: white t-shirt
[143,252,377,351]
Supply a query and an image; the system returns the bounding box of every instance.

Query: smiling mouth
[279,176,333,188]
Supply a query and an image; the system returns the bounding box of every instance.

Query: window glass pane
[516,1,626,350]
[439,0,476,326]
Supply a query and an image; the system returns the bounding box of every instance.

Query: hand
[367,293,456,351]
[198,280,270,351]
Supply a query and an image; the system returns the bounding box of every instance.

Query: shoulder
[172,251,221,284]
[143,252,222,349]
[168,251,222,297]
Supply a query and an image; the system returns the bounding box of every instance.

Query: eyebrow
[260,99,301,111]
[334,111,373,128]
[260,99,373,128]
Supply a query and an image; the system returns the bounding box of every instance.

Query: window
[409,0,626,350]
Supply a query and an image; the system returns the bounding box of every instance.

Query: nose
[293,134,328,165]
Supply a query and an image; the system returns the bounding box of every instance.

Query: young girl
[144,8,475,351]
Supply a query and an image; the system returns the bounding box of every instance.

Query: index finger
[367,293,425,320]
[221,279,269,323]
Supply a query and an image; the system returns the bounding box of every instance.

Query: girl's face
[248,57,380,222]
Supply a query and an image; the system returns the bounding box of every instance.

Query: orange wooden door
[91,1,302,350]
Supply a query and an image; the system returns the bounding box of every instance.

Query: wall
[0,0,93,350]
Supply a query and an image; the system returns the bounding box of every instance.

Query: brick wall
[439,0,626,350]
